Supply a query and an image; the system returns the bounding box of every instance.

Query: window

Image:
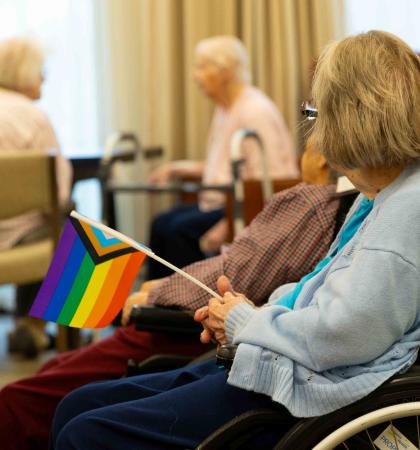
[344,0,420,51]
[0,0,101,219]
[0,0,99,148]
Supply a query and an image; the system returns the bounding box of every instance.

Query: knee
[150,209,176,239]
[0,383,16,403]
[0,382,27,414]
[38,353,62,372]
[54,414,90,450]
[51,384,98,445]
[0,385,21,436]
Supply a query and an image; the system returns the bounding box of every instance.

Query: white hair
[195,35,251,83]
[0,37,45,93]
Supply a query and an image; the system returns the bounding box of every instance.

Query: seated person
[0,37,72,357]
[0,145,338,450]
[50,31,420,450]
[147,35,299,279]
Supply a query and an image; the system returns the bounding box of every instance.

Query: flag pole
[70,211,222,300]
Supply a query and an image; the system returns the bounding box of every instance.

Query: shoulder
[269,183,336,207]
[0,90,34,110]
[238,87,280,117]
[373,164,420,226]
[257,183,337,222]
[362,164,420,265]
[0,90,52,124]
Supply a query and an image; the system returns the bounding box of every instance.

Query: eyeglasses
[301,101,318,120]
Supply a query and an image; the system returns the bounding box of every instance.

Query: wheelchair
[195,345,420,449]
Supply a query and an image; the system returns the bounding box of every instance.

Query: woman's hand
[194,276,255,344]
[121,279,164,326]
[148,160,204,185]
[148,163,174,185]
[199,218,228,254]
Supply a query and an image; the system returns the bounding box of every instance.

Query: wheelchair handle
[216,344,238,371]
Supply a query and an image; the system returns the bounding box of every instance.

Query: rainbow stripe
[29,217,146,328]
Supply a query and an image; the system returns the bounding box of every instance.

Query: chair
[0,150,60,284]
[0,151,77,351]
[0,150,60,286]
[225,178,301,241]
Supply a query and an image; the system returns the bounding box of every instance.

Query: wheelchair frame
[196,366,420,449]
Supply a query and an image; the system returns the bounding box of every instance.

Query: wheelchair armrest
[129,304,203,336]
[127,354,195,376]
[216,344,238,371]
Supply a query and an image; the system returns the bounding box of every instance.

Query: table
[65,146,163,228]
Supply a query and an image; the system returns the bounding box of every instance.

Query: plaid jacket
[148,183,339,309]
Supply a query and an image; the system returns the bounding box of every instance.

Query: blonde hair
[311,30,420,169]
[195,35,251,83]
[0,37,45,94]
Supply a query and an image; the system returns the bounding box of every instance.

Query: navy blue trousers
[51,360,295,449]
[147,204,224,279]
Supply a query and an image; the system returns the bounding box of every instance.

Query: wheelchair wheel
[314,402,420,449]
[276,370,420,449]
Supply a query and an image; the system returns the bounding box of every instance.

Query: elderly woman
[147,35,299,279]
[51,31,420,450]
[0,37,72,356]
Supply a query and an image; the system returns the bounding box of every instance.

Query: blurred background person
[147,35,299,279]
[0,37,72,357]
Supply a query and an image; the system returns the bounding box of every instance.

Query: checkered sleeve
[148,183,339,310]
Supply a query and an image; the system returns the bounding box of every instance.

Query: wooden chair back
[0,150,60,286]
[225,178,301,241]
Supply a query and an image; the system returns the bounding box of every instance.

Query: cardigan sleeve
[225,248,419,372]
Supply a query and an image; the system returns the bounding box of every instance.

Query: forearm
[171,160,204,179]
[147,254,224,309]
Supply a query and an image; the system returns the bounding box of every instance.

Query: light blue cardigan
[225,162,420,417]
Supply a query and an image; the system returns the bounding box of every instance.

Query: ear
[220,66,235,83]
[316,152,328,170]
[319,156,329,171]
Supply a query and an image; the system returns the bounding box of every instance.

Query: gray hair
[311,30,420,169]
[195,35,251,83]
[0,37,45,93]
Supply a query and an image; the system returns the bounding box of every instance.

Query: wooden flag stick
[70,211,222,300]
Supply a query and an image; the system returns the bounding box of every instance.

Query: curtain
[96,0,343,160]
[95,0,344,240]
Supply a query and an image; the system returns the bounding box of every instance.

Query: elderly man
[147,35,299,279]
[0,144,338,450]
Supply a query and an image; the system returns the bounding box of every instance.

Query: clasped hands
[194,275,254,345]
